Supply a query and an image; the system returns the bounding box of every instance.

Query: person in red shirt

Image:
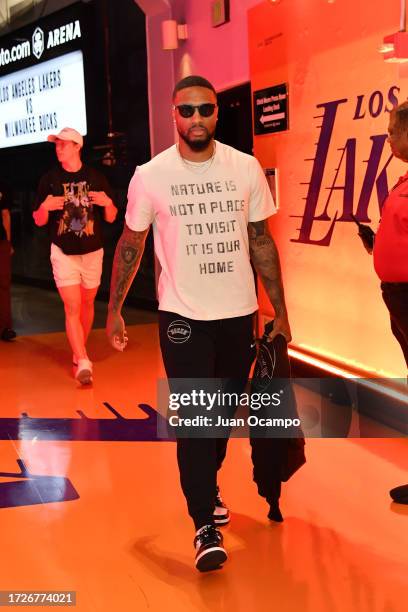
[373,101,408,368]
[372,101,408,505]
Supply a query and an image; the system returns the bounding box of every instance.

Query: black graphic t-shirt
[35,165,113,255]
[0,180,12,241]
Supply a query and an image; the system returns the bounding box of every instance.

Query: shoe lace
[195,525,220,546]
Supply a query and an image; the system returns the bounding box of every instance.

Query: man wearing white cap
[33,127,117,384]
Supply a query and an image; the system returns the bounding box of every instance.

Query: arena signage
[0,50,87,148]
[292,86,400,246]
[0,19,82,68]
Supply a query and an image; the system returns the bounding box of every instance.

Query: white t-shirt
[125,140,276,320]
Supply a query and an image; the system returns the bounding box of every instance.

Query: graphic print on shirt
[169,179,244,276]
[57,181,94,237]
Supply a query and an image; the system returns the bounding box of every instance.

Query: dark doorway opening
[215,82,253,155]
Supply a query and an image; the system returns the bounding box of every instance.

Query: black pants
[159,310,255,529]
[0,240,12,334]
[381,282,408,368]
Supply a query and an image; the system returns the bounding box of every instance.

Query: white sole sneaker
[213,487,230,525]
[194,525,227,572]
[75,359,93,385]
[213,508,230,525]
[196,546,227,572]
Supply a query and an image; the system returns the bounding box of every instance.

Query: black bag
[250,320,306,484]
[280,438,306,482]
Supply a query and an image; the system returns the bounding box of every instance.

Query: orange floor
[0,324,407,611]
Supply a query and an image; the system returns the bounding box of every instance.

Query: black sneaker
[1,328,16,341]
[268,501,284,523]
[194,525,227,572]
[213,486,230,525]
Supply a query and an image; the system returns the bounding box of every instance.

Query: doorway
[216,82,253,155]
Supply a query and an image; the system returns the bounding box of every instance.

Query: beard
[178,125,216,152]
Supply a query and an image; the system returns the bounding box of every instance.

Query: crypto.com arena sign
[0,19,81,68]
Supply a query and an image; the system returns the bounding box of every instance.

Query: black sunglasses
[174,103,217,118]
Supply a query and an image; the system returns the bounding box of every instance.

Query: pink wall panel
[171,0,261,89]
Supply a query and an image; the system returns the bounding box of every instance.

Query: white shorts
[50,243,103,289]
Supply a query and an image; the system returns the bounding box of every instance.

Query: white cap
[47,127,83,147]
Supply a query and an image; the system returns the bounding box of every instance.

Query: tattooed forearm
[249,221,268,239]
[248,220,287,316]
[108,224,149,313]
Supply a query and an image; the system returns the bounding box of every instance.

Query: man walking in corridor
[107,76,291,570]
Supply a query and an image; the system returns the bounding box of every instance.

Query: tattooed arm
[106,223,149,350]
[248,219,292,342]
